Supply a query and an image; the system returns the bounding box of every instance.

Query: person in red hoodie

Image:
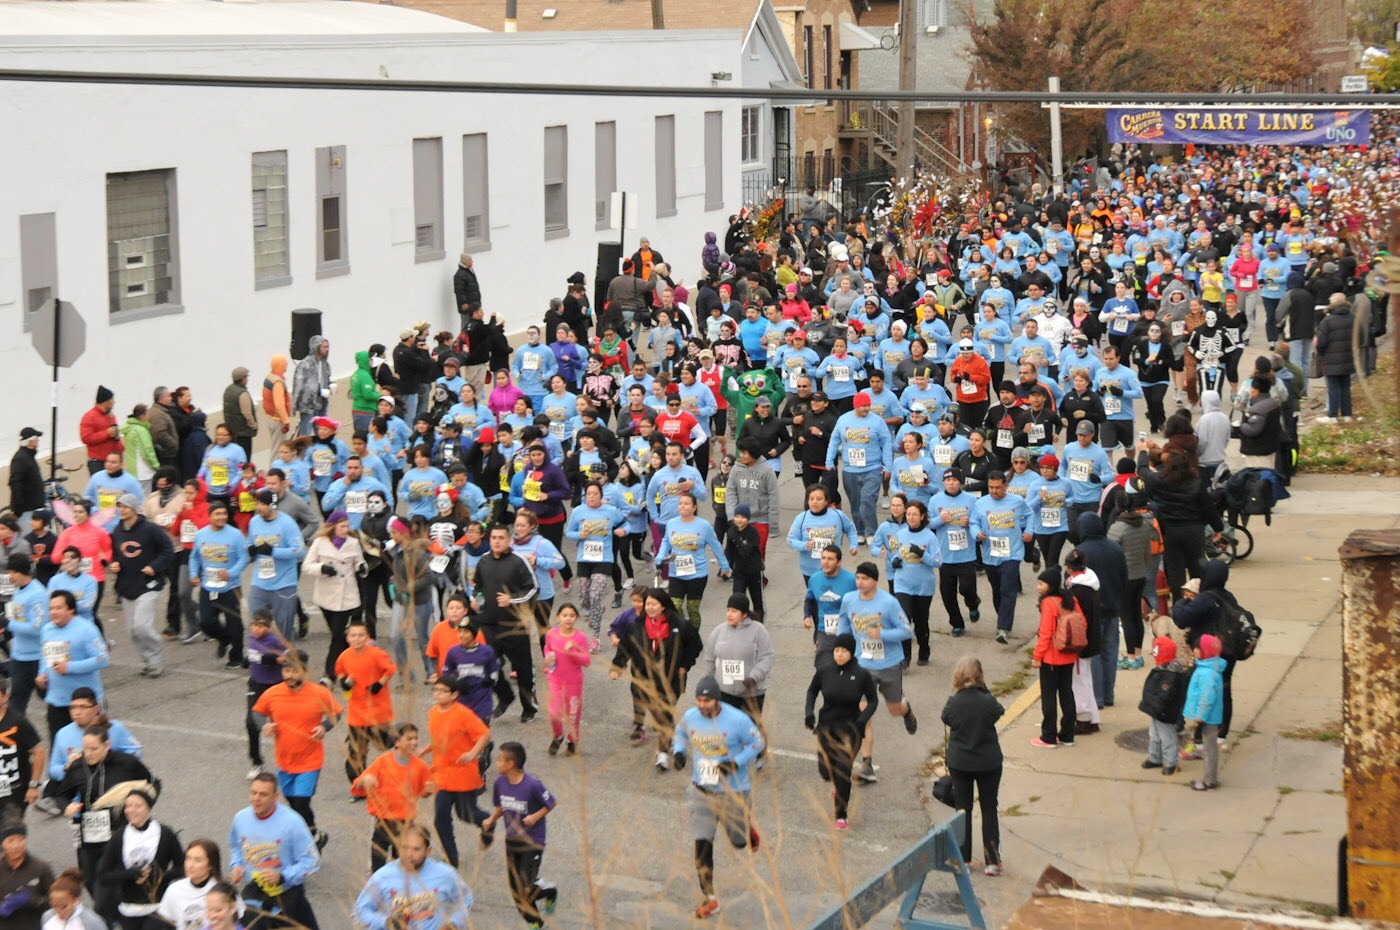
[50,499,113,629]
[171,478,211,642]
[79,385,123,475]
[1031,565,1081,748]
[231,462,265,534]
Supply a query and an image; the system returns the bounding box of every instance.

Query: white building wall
[0,29,741,454]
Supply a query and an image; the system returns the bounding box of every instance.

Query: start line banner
[1106,108,1371,146]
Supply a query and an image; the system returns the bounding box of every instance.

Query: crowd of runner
[0,135,1391,928]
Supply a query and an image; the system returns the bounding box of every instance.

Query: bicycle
[1204,521,1253,564]
[43,463,88,530]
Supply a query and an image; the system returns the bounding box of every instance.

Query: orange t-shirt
[427,702,491,792]
[252,682,344,774]
[357,751,431,821]
[333,645,397,727]
[425,620,462,675]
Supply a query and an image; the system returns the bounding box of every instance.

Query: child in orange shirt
[423,677,492,867]
[334,619,396,791]
[425,594,471,678]
[354,722,433,871]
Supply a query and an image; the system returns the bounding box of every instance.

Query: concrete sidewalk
[958,476,1399,925]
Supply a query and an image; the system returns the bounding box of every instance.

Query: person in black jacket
[7,428,45,520]
[735,397,790,474]
[609,589,703,772]
[789,392,839,504]
[96,788,182,928]
[1170,559,1238,746]
[1314,294,1355,420]
[940,656,1004,873]
[109,496,174,678]
[1136,440,1223,602]
[453,253,481,326]
[804,633,877,829]
[392,330,433,426]
[1075,513,1129,710]
[474,526,539,723]
[1131,323,1173,433]
[57,726,156,907]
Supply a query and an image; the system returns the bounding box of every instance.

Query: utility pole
[1048,75,1064,195]
[504,0,517,31]
[896,0,917,179]
[651,0,664,30]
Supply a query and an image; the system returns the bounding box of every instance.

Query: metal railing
[848,102,966,177]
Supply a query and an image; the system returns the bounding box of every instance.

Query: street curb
[999,681,1041,731]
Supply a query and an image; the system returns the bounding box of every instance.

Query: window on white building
[596,121,617,229]
[251,151,290,288]
[413,137,444,262]
[106,169,180,316]
[462,133,490,250]
[704,111,724,211]
[919,0,948,27]
[544,125,568,238]
[315,145,349,277]
[741,106,761,164]
[655,115,676,218]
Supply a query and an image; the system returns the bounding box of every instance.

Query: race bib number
[1237,274,1255,289]
[832,365,851,383]
[960,380,976,396]
[581,540,605,562]
[997,428,1013,448]
[344,491,367,514]
[523,479,544,502]
[847,446,866,467]
[1104,395,1122,415]
[673,553,697,576]
[1046,238,1060,255]
[256,556,276,580]
[1029,424,1046,442]
[210,464,229,488]
[523,353,540,371]
[42,640,69,666]
[1112,316,1129,333]
[861,638,885,661]
[429,555,450,574]
[97,490,118,510]
[3,602,19,623]
[696,760,721,787]
[933,446,954,466]
[990,535,1011,558]
[712,487,726,505]
[1171,320,1186,337]
[549,421,566,439]
[80,558,94,574]
[823,613,840,635]
[623,491,635,506]
[719,659,745,686]
[207,568,229,588]
[1288,241,1302,255]
[82,809,112,844]
[0,577,12,597]
[948,528,968,551]
[180,522,197,545]
[1041,507,1062,528]
[312,452,334,477]
[1069,460,1092,482]
[156,513,175,528]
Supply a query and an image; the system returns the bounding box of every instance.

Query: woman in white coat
[302,509,367,682]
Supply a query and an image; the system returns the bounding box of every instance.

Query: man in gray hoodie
[291,335,332,437]
[725,440,781,556]
[1195,390,1231,483]
[695,594,776,760]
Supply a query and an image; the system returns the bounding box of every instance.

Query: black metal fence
[740,157,893,223]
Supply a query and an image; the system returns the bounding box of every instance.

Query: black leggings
[615,530,644,582]
[896,592,932,661]
[505,841,550,924]
[1162,522,1206,602]
[1121,577,1147,654]
[816,722,860,820]
[287,794,317,832]
[537,521,573,581]
[321,607,361,679]
[1035,531,1068,568]
[938,564,980,629]
[1142,383,1168,432]
[1038,663,1076,745]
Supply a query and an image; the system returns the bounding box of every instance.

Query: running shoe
[492,694,515,720]
[629,725,647,746]
[566,741,577,756]
[695,898,721,919]
[520,708,538,724]
[835,818,848,830]
[903,704,918,736]
[995,631,1009,644]
[480,820,496,848]
[951,627,966,638]
[1030,737,1057,748]
[1179,742,1202,761]
[654,751,669,772]
[856,759,878,783]
[969,607,980,624]
[32,796,62,816]
[179,631,203,644]
[984,863,1003,877]
[549,737,563,756]
[622,578,635,590]
[314,830,329,851]
[672,750,687,771]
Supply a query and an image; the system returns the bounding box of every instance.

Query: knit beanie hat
[1197,634,1223,659]
[1152,636,1177,667]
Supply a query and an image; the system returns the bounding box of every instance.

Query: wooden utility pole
[651,0,665,30]
[896,0,917,179]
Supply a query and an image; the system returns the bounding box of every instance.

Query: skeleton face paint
[1205,311,1218,327]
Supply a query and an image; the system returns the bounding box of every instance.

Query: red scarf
[644,613,671,647]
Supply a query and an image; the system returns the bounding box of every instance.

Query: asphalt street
[18,460,1047,929]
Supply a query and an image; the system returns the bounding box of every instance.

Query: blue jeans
[352,412,373,432]
[1090,616,1120,708]
[1326,374,1352,417]
[1262,297,1281,343]
[841,468,882,538]
[1288,339,1312,386]
[400,392,420,425]
[984,561,1021,632]
[248,584,300,642]
[296,413,318,438]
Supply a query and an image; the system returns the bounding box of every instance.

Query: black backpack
[1212,589,1262,662]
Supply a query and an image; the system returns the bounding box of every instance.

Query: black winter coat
[453,264,481,312]
[612,612,703,698]
[1074,513,1129,617]
[1138,664,1188,723]
[1314,305,1355,377]
[940,686,1005,772]
[7,446,44,514]
[736,412,791,462]
[805,659,878,730]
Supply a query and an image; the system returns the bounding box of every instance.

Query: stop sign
[31,299,86,369]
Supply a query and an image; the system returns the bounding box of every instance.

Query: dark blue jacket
[1075,512,1128,617]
